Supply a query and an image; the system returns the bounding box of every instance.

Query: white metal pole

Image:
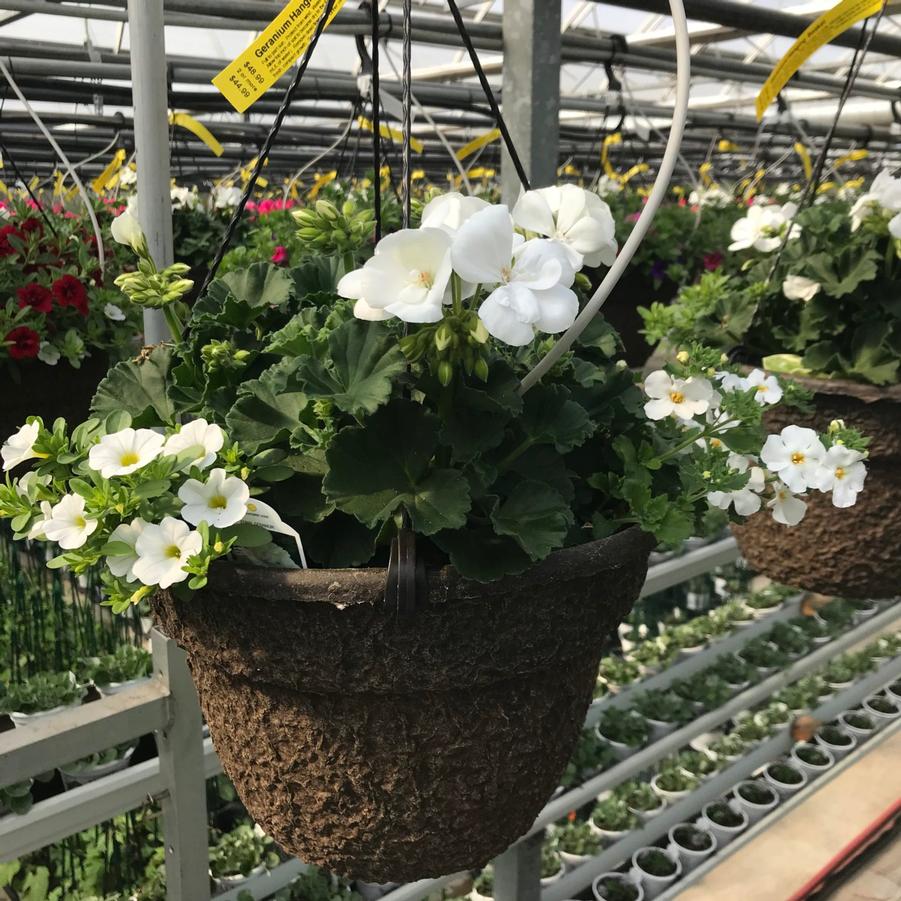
[127,0,174,345]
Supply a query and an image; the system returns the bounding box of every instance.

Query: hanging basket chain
[401,0,413,228]
[370,0,383,242]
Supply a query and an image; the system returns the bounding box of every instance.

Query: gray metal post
[500,0,561,203]
[127,0,173,345]
[491,830,544,901]
[152,630,210,901]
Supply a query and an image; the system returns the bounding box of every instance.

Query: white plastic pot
[815,728,857,761]
[588,821,632,844]
[748,602,783,619]
[651,773,695,805]
[790,743,835,781]
[593,872,645,901]
[100,677,150,696]
[886,682,901,706]
[667,823,717,875]
[10,699,83,726]
[698,800,748,849]
[596,724,642,762]
[838,710,878,742]
[541,857,565,889]
[628,798,666,825]
[211,863,267,892]
[851,602,879,623]
[862,695,901,727]
[643,717,677,742]
[762,762,808,799]
[825,679,854,693]
[630,847,682,900]
[559,849,593,871]
[732,780,779,826]
[60,745,136,788]
[357,882,400,900]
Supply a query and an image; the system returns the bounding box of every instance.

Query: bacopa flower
[178,467,249,529]
[768,482,807,526]
[708,453,765,516]
[744,369,783,405]
[0,224,23,257]
[271,245,289,266]
[17,283,53,314]
[729,203,801,253]
[163,419,225,470]
[760,425,826,493]
[339,228,452,324]
[643,370,715,421]
[42,494,98,549]
[816,445,867,508]
[782,275,821,302]
[5,327,41,360]
[88,428,165,478]
[512,184,617,269]
[105,518,147,583]
[132,517,202,589]
[52,275,89,316]
[1,421,40,471]
[420,192,490,234]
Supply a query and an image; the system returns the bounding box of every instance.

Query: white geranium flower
[596,175,622,198]
[708,453,766,516]
[783,275,821,303]
[106,518,147,583]
[690,186,733,209]
[729,203,801,253]
[768,482,807,526]
[451,205,578,346]
[420,192,489,233]
[211,185,243,210]
[2,421,40,471]
[643,370,715,421]
[43,494,98,550]
[132,517,202,589]
[744,369,783,405]
[512,184,617,268]
[88,428,165,479]
[815,445,867,508]
[27,500,53,540]
[38,342,60,365]
[170,186,197,210]
[339,228,452,324]
[110,210,146,254]
[352,298,392,322]
[104,303,126,322]
[850,193,879,231]
[760,425,826,493]
[163,419,225,471]
[178,468,249,529]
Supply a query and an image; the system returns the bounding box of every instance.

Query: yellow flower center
[120,451,140,467]
[791,452,805,465]
[415,270,434,289]
[834,467,846,480]
[710,438,722,448]
[75,516,86,529]
[755,385,768,394]
[208,495,228,510]
[165,545,182,560]
[670,391,685,404]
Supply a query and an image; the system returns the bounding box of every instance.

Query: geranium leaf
[521,384,595,453]
[221,263,294,309]
[91,345,174,427]
[433,526,532,582]
[490,480,574,560]
[305,512,378,567]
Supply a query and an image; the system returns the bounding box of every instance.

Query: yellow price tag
[213,0,346,113]
[835,148,869,168]
[717,139,740,153]
[794,142,813,181]
[357,117,424,154]
[621,163,649,185]
[456,128,501,161]
[308,170,337,199]
[757,0,884,120]
[602,132,623,181]
[92,149,126,194]
[699,161,715,187]
[169,113,224,157]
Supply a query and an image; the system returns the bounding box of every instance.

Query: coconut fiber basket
[153,527,654,882]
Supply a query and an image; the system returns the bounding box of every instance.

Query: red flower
[5,327,41,360]
[0,225,23,257]
[19,218,43,235]
[17,283,54,314]
[271,245,289,266]
[52,274,89,316]
[703,251,724,272]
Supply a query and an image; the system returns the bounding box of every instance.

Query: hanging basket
[733,373,901,599]
[152,527,653,882]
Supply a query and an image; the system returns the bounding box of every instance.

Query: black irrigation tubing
[401,0,413,228]
[371,0,383,242]
[445,0,531,192]
[199,0,338,297]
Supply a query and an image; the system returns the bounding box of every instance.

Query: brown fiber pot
[152,527,653,882]
[732,373,901,599]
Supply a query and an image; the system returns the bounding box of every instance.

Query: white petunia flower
[708,453,766,516]
[43,494,98,550]
[104,303,126,322]
[759,425,826,493]
[163,419,225,471]
[512,184,617,269]
[88,428,166,479]
[132,517,202,589]
[643,370,715,421]
[38,342,60,366]
[768,482,807,526]
[105,518,147,583]
[110,210,146,254]
[783,275,821,303]
[815,445,867,508]
[744,369,783,405]
[2,421,40,471]
[729,203,801,253]
[178,468,249,529]
[339,228,452,324]
[420,192,490,233]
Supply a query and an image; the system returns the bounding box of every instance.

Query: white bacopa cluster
[337,186,618,347]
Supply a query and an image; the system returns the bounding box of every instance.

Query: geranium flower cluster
[337,185,618,347]
[0,415,282,612]
[641,362,868,527]
[729,201,801,253]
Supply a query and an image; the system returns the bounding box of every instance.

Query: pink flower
[271,245,289,266]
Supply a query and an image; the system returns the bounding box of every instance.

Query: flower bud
[315,200,339,220]
[676,351,689,364]
[438,360,454,387]
[474,357,489,382]
[828,419,846,433]
[434,323,453,352]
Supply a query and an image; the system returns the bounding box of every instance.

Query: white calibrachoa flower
[816,445,867,508]
[708,454,765,516]
[340,228,452,323]
[420,192,490,233]
[106,518,147,583]
[43,494,98,550]
[729,203,801,253]
[104,303,127,322]
[643,370,715,421]
[163,419,225,471]
[768,482,807,526]
[2,421,40,471]
[38,343,60,366]
[744,369,783,405]
[783,275,821,303]
[178,468,250,529]
[132,517,202,589]
[760,425,826,493]
[451,205,579,346]
[512,184,618,269]
[88,428,165,478]
[27,501,53,540]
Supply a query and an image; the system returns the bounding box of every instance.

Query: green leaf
[490,481,574,560]
[433,527,532,582]
[222,263,294,309]
[295,319,406,417]
[305,512,378,567]
[323,398,471,535]
[521,384,595,453]
[847,320,900,385]
[806,248,878,298]
[220,523,273,548]
[91,345,174,427]
[133,479,172,500]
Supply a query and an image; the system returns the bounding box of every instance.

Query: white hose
[519,0,691,394]
[0,57,106,271]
